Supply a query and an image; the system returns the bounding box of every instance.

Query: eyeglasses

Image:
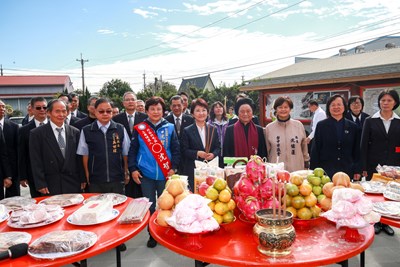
[124,98,136,102]
[35,106,47,110]
[98,110,112,114]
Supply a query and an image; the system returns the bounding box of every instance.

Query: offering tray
[67,209,119,226]
[28,230,97,259]
[39,194,84,207]
[83,193,127,206]
[360,181,386,194]
[0,232,31,251]
[0,196,36,211]
[373,202,400,220]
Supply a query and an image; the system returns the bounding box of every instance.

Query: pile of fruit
[156,176,190,227]
[285,168,327,220]
[233,156,279,222]
[320,171,364,211]
[199,177,236,224]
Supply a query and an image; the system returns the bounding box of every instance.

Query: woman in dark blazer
[361,89,400,236]
[181,98,220,191]
[345,95,370,129]
[310,94,361,179]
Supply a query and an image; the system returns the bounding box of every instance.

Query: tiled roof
[178,75,211,91]
[0,75,71,86]
[244,47,400,89]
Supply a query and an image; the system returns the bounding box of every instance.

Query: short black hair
[234,97,255,115]
[170,95,183,103]
[58,93,72,103]
[94,98,112,109]
[69,92,78,98]
[378,89,400,110]
[308,99,319,107]
[145,96,166,113]
[326,94,347,118]
[178,91,189,99]
[30,97,47,106]
[348,95,364,110]
[273,96,293,110]
[190,98,208,114]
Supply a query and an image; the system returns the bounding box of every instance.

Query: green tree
[137,81,178,107]
[99,79,132,109]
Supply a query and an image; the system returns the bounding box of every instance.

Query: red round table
[0,194,149,267]
[365,194,400,228]
[149,212,374,267]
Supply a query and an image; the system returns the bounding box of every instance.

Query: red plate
[293,216,326,230]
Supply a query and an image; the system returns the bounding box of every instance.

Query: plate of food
[39,194,84,207]
[0,232,32,251]
[0,196,36,211]
[83,193,127,206]
[28,230,97,259]
[67,209,119,226]
[360,181,387,194]
[373,202,400,220]
[0,204,9,223]
[7,204,64,229]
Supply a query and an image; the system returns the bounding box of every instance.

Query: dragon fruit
[246,155,265,182]
[234,155,279,221]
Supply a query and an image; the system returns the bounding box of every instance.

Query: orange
[291,196,305,209]
[297,207,312,220]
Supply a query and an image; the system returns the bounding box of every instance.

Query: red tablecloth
[149,212,374,267]
[0,194,149,266]
[366,193,400,228]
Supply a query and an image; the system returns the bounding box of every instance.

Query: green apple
[309,176,321,186]
[313,168,324,178]
[312,185,322,196]
[321,175,331,185]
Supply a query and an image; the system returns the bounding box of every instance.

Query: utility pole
[76,53,89,92]
[143,71,146,90]
[0,64,3,76]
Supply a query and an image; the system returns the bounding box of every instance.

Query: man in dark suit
[72,96,99,131]
[165,95,194,139]
[18,97,48,198]
[0,127,12,200]
[58,94,81,126]
[0,99,19,197]
[21,103,34,126]
[112,92,147,198]
[69,92,87,119]
[29,99,85,195]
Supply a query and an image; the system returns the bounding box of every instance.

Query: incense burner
[253,208,296,257]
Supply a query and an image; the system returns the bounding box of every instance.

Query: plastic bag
[194,157,224,194]
[118,197,152,224]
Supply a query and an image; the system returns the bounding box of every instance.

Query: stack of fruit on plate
[199,177,235,225]
[285,168,326,220]
[233,156,280,222]
[156,175,190,227]
[320,171,365,211]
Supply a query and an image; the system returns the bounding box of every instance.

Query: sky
[1,0,400,93]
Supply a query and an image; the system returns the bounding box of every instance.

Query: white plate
[39,194,84,207]
[0,212,10,223]
[28,230,97,259]
[7,211,64,229]
[83,193,127,206]
[67,209,119,226]
[361,181,386,194]
[383,191,400,201]
[0,232,31,251]
[373,202,400,219]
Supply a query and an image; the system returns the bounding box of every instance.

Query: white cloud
[133,8,158,19]
[97,29,114,35]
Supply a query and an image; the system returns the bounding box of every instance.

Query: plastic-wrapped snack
[376,164,400,179]
[118,198,151,224]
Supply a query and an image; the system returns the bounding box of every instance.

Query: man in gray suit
[29,99,85,195]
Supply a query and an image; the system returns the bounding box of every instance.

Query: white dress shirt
[308,106,326,139]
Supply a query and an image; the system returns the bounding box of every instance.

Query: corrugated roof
[0,75,71,86]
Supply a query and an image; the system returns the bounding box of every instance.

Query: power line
[76,53,89,90]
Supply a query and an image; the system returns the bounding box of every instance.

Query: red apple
[206,176,217,186]
[198,182,210,196]
[276,170,290,183]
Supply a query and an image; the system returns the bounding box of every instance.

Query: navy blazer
[164,113,194,139]
[360,116,400,179]
[2,119,19,197]
[18,120,40,197]
[113,112,148,139]
[29,123,84,195]
[181,124,221,191]
[310,117,361,178]
[344,111,369,129]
